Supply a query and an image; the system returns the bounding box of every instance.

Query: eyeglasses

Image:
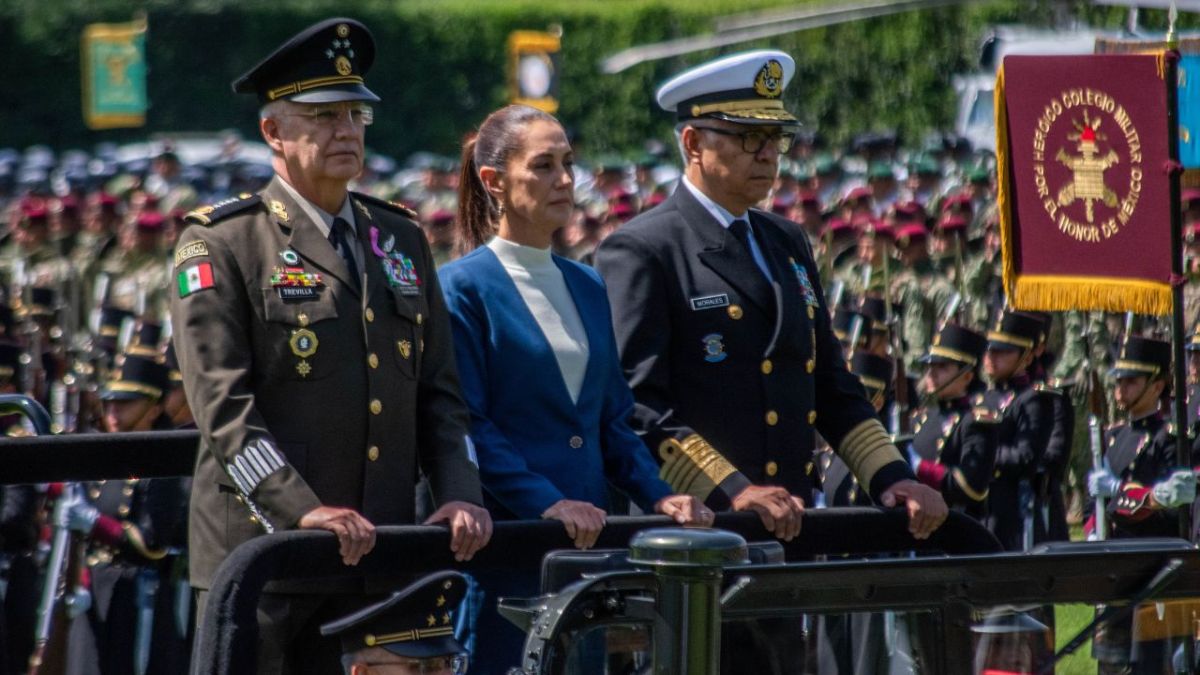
[692,125,795,154]
[283,104,374,128]
[381,653,468,675]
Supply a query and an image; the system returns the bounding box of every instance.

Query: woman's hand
[542,499,607,549]
[655,494,715,527]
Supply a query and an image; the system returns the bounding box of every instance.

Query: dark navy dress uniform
[819,352,896,509]
[982,312,1055,551]
[595,185,913,509]
[908,324,997,521]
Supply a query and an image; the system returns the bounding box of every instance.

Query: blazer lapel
[260,178,359,295]
[352,197,383,304]
[673,187,774,315]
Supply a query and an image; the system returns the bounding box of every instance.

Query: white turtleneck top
[487,236,590,403]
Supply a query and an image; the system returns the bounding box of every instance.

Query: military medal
[290,329,318,377]
[790,258,818,307]
[397,339,412,359]
[272,252,323,300]
[369,226,421,295]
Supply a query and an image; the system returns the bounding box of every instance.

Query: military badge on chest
[789,257,819,318]
[369,227,421,296]
[272,249,325,301]
[290,327,318,377]
[702,333,727,363]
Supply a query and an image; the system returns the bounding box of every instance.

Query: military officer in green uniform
[169,18,491,674]
[101,211,171,319]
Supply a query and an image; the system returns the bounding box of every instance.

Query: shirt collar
[275,176,355,238]
[681,175,747,229]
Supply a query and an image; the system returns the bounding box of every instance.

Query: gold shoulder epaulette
[1033,383,1063,396]
[185,193,262,226]
[352,191,419,220]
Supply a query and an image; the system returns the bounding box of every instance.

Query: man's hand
[654,494,715,527]
[425,501,493,562]
[298,506,377,566]
[732,485,805,541]
[880,480,947,540]
[542,499,607,550]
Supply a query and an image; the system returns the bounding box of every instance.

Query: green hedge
[0,0,1188,158]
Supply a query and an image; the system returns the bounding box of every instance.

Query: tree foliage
[0,0,1189,157]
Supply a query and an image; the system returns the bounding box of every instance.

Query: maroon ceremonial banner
[996,54,1174,314]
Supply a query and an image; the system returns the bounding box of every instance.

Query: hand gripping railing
[192,509,1000,675]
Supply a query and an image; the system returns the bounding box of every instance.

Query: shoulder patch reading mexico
[174,240,209,266]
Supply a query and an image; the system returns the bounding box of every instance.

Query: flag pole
[1165,8,1193,545]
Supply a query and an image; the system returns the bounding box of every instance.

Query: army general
[169,18,491,673]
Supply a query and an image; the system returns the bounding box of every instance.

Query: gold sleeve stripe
[121,522,168,561]
[836,419,905,491]
[952,468,989,502]
[658,434,736,502]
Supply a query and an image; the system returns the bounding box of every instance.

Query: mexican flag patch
[178,262,215,298]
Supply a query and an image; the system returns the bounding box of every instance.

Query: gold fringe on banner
[994,66,1020,306]
[1011,275,1173,314]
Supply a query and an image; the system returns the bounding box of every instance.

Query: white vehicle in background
[953,26,1109,152]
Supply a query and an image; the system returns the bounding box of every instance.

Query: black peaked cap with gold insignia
[101,352,169,402]
[922,324,987,367]
[850,352,894,396]
[986,310,1044,351]
[1110,335,1171,380]
[232,18,380,104]
[320,570,467,659]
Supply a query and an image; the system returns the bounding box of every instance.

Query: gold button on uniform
[365,308,375,322]
[765,461,779,477]
[368,353,379,368]
[367,446,380,462]
[370,399,382,415]
[569,436,583,449]
[761,359,773,375]
[806,359,815,373]
[765,410,779,426]
[416,313,424,326]
[808,410,817,424]
[727,305,743,320]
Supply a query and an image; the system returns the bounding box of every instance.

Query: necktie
[329,217,360,289]
[730,218,773,281]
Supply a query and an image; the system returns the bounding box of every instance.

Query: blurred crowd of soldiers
[0,126,1198,673]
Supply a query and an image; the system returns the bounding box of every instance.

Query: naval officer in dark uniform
[594,50,947,542]
[169,18,490,673]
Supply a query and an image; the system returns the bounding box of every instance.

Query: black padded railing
[193,509,1001,675]
[0,429,200,483]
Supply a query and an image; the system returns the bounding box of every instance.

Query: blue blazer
[439,246,672,519]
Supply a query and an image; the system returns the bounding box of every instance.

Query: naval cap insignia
[754,60,784,99]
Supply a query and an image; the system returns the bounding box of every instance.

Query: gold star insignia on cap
[427,614,436,627]
[436,595,446,607]
[442,613,451,625]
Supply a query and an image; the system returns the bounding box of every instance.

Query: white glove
[55,498,99,534]
[1152,470,1197,508]
[1088,468,1121,498]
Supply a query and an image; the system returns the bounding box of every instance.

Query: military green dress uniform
[594,50,912,514]
[907,324,998,520]
[169,19,482,597]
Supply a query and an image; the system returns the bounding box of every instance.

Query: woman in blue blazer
[440,105,711,545]
[440,105,711,675]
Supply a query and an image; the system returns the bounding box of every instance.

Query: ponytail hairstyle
[456,104,561,254]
